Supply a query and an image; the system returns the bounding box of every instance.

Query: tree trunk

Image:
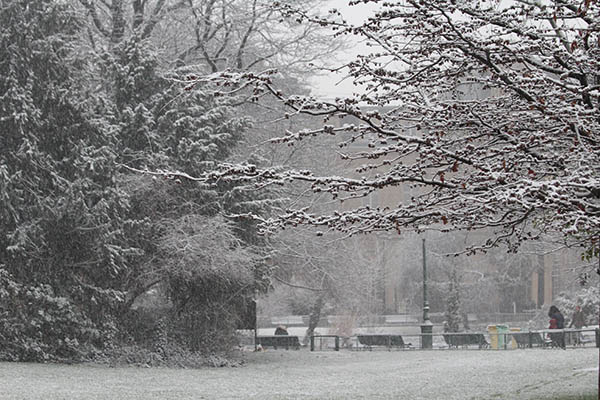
[304,294,324,345]
[132,0,145,32]
[110,0,125,43]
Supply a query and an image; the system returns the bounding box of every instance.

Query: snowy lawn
[0,347,597,399]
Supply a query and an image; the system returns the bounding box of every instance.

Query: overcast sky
[308,0,381,99]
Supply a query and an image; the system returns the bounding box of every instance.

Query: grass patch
[1,348,596,400]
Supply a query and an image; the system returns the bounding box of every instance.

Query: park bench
[577,329,597,346]
[256,335,301,350]
[510,331,548,348]
[357,334,408,350]
[443,333,489,349]
[560,328,595,347]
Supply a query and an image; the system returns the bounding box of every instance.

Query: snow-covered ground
[1,347,597,399]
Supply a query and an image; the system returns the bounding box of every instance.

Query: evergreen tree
[96,36,271,351]
[0,0,131,361]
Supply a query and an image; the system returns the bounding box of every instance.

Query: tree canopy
[0,0,342,362]
[176,0,599,262]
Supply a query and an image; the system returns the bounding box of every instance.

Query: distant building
[325,105,583,315]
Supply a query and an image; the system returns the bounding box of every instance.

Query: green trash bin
[488,324,509,349]
[496,324,509,349]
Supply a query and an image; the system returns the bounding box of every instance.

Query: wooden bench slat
[443,333,488,349]
[357,334,406,348]
[256,335,301,350]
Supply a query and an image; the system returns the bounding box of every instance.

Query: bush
[0,269,102,362]
[99,342,243,368]
[117,289,248,362]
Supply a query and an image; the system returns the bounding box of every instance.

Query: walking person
[548,305,566,349]
[569,305,586,345]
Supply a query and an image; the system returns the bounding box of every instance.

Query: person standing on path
[548,305,566,349]
[569,305,586,345]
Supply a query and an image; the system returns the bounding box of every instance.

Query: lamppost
[420,238,433,349]
[254,289,259,352]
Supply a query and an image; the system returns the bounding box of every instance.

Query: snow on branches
[161,0,599,254]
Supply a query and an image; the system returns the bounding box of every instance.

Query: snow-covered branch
[159,0,600,255]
